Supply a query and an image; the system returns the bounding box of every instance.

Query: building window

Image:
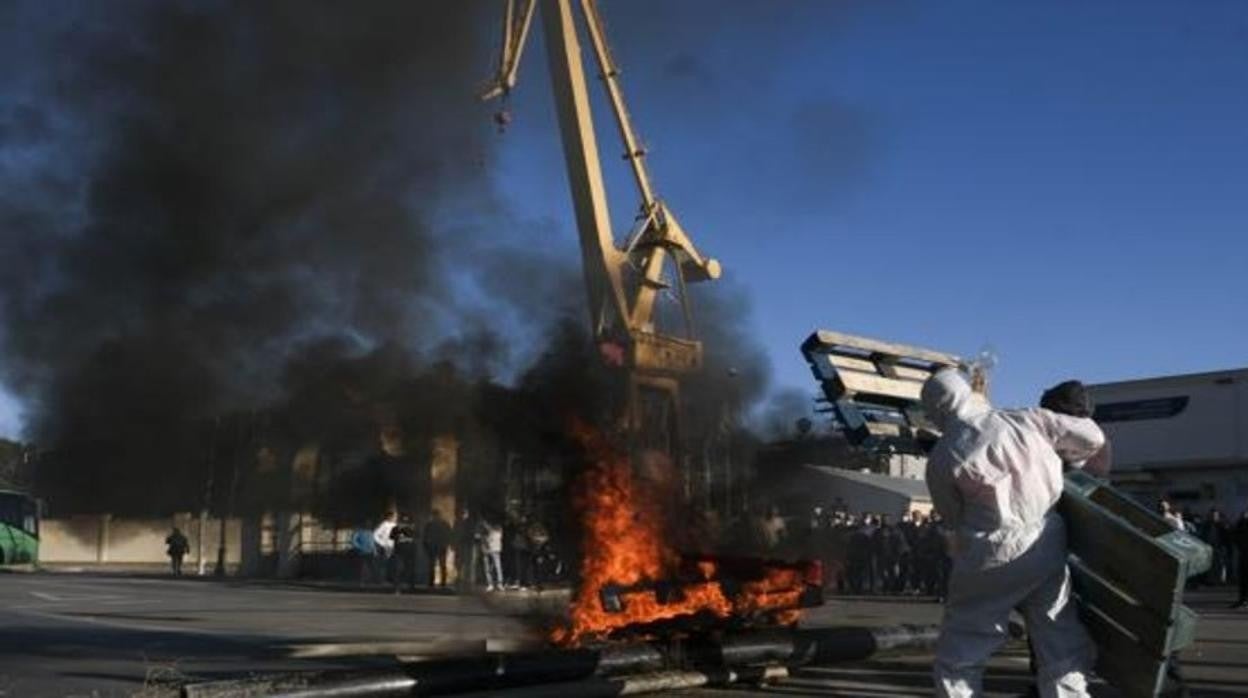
[1094,396,1189,423]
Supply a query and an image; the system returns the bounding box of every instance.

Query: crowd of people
[722,503,954,599]
[813,508,954,598]
[348,506,565,593]
[1158,500,1248,606]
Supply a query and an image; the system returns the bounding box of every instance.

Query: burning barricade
[180,424,939,697]
[552,420,822,646]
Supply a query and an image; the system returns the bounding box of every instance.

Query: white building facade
[1088,368,1248,518]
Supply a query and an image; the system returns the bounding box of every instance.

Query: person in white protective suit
[922,368,1107,698]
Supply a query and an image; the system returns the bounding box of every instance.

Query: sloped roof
[801,464,931,501]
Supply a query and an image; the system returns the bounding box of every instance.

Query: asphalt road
[1,572,1246,697]
[0,572,539,697]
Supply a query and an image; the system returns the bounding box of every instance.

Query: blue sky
[486,0,1248,410]
[1,1,1246,439]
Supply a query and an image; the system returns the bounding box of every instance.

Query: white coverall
[922,369,1105,698]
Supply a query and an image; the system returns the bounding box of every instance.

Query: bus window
[22,499,36,536]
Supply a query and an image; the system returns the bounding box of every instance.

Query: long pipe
[181,624,938,698]
[455,665,790,698]
[184,644,664,698]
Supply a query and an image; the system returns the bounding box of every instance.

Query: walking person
[165,527,190,577]
[423,509,453,589]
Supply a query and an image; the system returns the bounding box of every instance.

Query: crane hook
[493,92,513,134]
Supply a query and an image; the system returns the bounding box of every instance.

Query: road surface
[1,571,1246,697]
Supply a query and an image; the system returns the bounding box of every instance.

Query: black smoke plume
[0,1,780,522]
[0,1,497,513]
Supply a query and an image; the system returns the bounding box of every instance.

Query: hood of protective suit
[921,368,990,430]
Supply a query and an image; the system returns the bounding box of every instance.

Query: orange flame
[554,421,811,645]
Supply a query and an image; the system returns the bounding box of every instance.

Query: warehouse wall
[40,513,241,568]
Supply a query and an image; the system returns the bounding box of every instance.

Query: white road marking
[29,590,127,603]
[10,606,245,639]
[285,636,482,658]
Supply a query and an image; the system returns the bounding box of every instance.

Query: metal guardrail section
[800,330,962,455]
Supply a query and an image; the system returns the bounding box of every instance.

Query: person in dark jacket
[880,515,911,593]
[1200,508,1230,585]
[390,515,417,594]
[165,527,190,577]
[507,514,534,589]
[1232,510,1248,609]
[846,517,871,594]
[898,511,921,593]
[453,508,478,590]
[920,512,951,600]
[423,509,453,588]
[1218,511,1237,587]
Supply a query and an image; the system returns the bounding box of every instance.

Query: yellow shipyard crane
[482,0,721,458]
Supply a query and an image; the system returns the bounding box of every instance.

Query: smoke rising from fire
[0,1,499,509]
[0,1,779,516]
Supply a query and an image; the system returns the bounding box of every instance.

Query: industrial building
[1088,368,1248,518]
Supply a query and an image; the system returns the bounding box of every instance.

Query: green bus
[0,489,39,565]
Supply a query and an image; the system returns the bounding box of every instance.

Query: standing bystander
[453,508,478,590]
[1231,510,1248,609]
[373,511,397,584]
[165,527,190,577]
[1201,509,1230,585]
[480,518,504,592]
[423,509,453,589]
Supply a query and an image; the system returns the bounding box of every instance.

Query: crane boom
[482,0,720,379]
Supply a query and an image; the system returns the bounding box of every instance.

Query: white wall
[1090,370,1247,470]
[41,513,241,566]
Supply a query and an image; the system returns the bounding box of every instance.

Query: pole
[199,417,219,576]
[215,413,247,577]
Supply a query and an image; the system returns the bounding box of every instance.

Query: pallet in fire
[596,555,824,637]
[556,420,824,646]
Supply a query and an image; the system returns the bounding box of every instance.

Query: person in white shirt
[480,519,504,591]
[1159,499,1185,531]
[373,511,398,559]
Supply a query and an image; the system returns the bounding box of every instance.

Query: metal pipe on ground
[455,665,790,698]
[183,644,664,698]
[180,624,938,698]
[708,623,940,667]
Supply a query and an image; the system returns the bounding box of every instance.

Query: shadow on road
[0,623,401,667]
